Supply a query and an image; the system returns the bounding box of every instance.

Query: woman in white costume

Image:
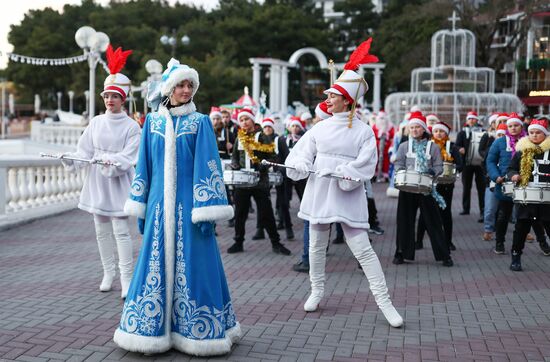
[285,38,403,327]
[62,45,140,299]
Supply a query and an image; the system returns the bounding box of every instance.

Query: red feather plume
[105,44,133,75]
[344,38,379,71]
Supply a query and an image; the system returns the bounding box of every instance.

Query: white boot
[304,227,330,312]
[112,218,134,299]
[94,220,116,292]
[346,232,404,328]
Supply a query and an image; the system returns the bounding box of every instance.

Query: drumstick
[260,160,361,183]
[40,152,122,167]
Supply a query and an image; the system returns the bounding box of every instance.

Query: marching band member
[61,45,140,298]
[416,119,463,251]
[285,38,403,328]
[114,58,240,355]
[227,108,292,255]
[393,111,453,267]
[507,118,550,271]
[210,107,234,160]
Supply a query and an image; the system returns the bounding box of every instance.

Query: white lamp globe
[75,26,96,49]
[145,59,163,75]
[91,32,110,52]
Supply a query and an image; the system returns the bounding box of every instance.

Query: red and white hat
[496,113,509,124]
[408,111,428,131]
[101,45,132,100]
[466,111,479,120]
[426,114,440,124]
[323,38,378,106]
[237,108,255,121]
[288,116,305,130]
[488,112,499,125]
[496,123,507,136]
[209,106,222,119]
[432,120,451,135]
[528,119,549,136]
[261,117,275,129]
[315,102,332,120]
[300,111,313,121]
[506,112,522,126]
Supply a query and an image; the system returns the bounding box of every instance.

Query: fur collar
[169,101,196,116]
[515,136,550,152]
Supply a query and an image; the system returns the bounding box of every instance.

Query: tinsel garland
[237,129,275,164]
[519,146,544,187]
[432,137,454,162]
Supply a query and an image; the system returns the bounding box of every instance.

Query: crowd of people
[60,39,550,357]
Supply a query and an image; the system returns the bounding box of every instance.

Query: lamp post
[160,30,190,57]
[56,92,62,111]
[75,26,110,119]
[84,90,90,117]
[1,78,6,139]
[143,59,163,115]
[68,91,74,113]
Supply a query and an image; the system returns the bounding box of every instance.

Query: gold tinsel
[519,146,544,187]
[237,129,275,164]
[432,137,454,162]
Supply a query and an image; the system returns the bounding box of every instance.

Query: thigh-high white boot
[304,226,330,312]
[94,220,116,292]
[112,218,134,299]
[346,232,404,327]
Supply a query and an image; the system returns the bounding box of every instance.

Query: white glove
[294,162,310,174]
[316,168,333,177]
[60,153,74,169]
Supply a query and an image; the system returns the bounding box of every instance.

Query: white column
[269,65,277,111]
[373,68,382,113]
[88,53,98,118]
[252,62,261,105]
[0,167,6,215]
[273,65,281,113]
[280,66,289,115]
[357,67,365,108]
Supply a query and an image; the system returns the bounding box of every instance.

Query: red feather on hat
[344,38,379,71]
[106,44,133,75]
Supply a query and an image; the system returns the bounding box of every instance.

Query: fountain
[385,12,523,131]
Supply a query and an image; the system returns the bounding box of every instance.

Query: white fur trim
[171,323,241,356]
[124,199,146,219]
[466,114,479,120]
[426,114,439,123]
[113,328,171,354]
[408,119,428,131]
[496,129,506,136]
[528,124,549,135]
[300,112,312,121]
[431,123,449,134]
[238,111,255,121]
[262,120,275,129]
[170,102,196,116]
[191,205,234,223]
[288,119,304,130]
[210,111,222,119]
[161,67,200,97]
[507,117,522,126]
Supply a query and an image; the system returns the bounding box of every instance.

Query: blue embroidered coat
[113,104,240,356]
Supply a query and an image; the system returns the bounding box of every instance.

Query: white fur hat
[161,58,200,97]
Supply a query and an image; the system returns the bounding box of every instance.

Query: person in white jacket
[62,45,140,299]
[285,38,403,328]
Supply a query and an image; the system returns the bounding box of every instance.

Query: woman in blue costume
[113,59,241,356]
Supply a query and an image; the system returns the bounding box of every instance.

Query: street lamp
[160,30,190,57]
[75,26,110,119]
[0,78,6,139]
[68,91,74,113]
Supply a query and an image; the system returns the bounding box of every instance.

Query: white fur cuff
[191,205,234,223]
[113,328,171,354]
[124,199,146,219]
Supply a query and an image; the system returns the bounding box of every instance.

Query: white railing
[0,157,87,229]
[30,121,86,147]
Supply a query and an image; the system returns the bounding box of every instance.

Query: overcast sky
[0,0,219,69]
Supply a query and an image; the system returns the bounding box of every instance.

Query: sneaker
[526,233,534,243]
[459,210,469,215]
[482,232,493,241]
[510,251,522,271]
[368,225,385,235]
[251,229,265,240]
[292,261,309,273]
[449,242,456,251]
[227,243,244,254]
[442,258,454,267]
[494,242,505,255]
[392,255,404,265]
[539,241,550,256]
[272,242,291,255]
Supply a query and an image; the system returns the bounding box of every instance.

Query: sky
[0,0,219,69]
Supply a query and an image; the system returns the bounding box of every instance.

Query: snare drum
[223,170,260,188]
[268,171,283,186]
[437,162,456,184]
[501,182,514,196]
[394,170,433,195]
[513,185,550,204]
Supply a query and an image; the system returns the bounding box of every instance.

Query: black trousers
[513,219,550,255]
[495,199,514,244]
[461,165,485,213]
[234,186,280,244]
[367,197,380,227]
[277,177,306,229]
[396,191,450,261]
[417,184,454,247]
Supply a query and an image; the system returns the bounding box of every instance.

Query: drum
[513,185,550,204]
[268,171,283,186]
[223,170,259,188]
[221,159,232,170]
[394,170,433,195]
[437,162,456,184]
[501,182,514,196]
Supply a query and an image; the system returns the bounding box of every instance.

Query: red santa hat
[496,123,507,136]
[432,120,451,135]
[488,112,499,125]
[300,111,313,121]
[101,45,132,101]
[209,106,222,119]
[466,111,479,120]
[496,113,509,124]
[528,119,549,136]
[237,108,255,121]
[426,114,440,124]
[288,116,305,130]
[261,117,275,129]
[408,111,428,131]
[315,102,332,120]
[506,112,523,127]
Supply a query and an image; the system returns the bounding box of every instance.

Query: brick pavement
[1,183,550,361]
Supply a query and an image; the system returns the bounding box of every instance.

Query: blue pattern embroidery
[150,113,165,138]
[193,160,227,203]
[131,174,146,197]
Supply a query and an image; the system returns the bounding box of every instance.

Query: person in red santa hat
[285,38,403,328]
[61,45,140,299]
[372,109,394,182]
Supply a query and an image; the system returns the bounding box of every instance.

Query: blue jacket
[486,136,512,201]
